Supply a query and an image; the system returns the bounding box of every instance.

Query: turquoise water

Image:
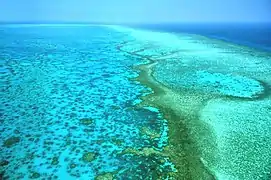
[1,25,271,180]
[110,26,271,180]
[0,25,174,179]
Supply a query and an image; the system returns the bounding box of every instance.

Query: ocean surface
[1,24,271,180]
[135,23,271,52]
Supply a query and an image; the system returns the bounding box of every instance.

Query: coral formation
[3,137,20,148]
[82,152,96,163]
[1,25,270,179]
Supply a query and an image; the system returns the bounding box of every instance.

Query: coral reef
[3,136,20,148]
[1,24,270,180]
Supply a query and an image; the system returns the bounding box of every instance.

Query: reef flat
[109,25,271,180]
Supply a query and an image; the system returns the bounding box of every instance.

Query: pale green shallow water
[111,25,271,180]
[1,25,271,180]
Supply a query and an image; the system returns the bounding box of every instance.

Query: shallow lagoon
[1,25,271,179]
[1,25,174,179]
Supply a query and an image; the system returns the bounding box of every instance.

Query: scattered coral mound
[0,25,174,179]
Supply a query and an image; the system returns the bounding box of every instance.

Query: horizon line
[0,21,271,25]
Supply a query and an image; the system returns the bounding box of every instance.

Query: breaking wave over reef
[1,24,271,180]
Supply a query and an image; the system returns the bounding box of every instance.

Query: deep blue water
[134,23,271,52]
